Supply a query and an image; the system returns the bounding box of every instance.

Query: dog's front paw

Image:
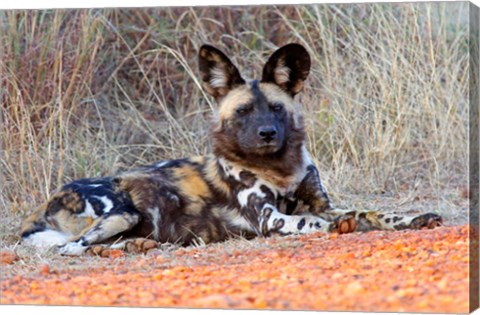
[408,213,443,229]
[330,215,357,234]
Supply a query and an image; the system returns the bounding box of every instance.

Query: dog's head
[199,43,310,169]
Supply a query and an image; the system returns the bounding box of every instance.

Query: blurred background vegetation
[0,2,470,241]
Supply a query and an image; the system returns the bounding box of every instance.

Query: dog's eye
[236,106,250,115]
[271,103,284,112]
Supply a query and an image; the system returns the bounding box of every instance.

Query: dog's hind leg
[58,211,141,256]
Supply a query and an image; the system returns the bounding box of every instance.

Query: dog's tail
[20,188,97,248]
[20,202,71,248]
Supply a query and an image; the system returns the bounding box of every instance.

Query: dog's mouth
[254,142,281,154]
[256,143,277,149]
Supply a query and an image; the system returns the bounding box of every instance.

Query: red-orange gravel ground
[0,225,471,313]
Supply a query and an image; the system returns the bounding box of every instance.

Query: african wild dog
[21,43,443,255]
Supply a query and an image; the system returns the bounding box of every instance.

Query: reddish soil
[0,226,471,313]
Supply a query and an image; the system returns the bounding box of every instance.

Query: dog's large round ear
[261,44,311,97]
[198,45,245,101]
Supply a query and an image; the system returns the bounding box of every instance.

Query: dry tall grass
[0,2,470,243]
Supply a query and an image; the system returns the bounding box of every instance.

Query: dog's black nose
[258,126,277,143]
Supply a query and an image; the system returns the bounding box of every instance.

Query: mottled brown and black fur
[21,44,443,255]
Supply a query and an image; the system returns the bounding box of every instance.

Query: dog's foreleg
[258,203,356,235]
